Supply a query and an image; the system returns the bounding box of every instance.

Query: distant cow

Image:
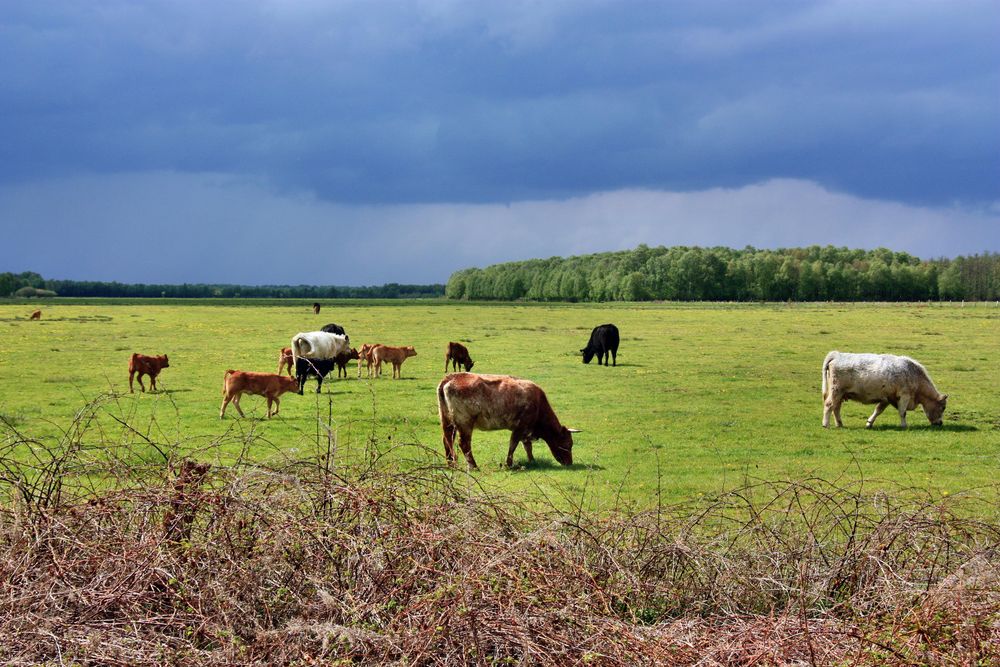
[29,310,41,320]
[822,351,948,429]
[129,353,169,393]
[373,345,417,379]
[320,323,347,339]
[357,343,381,378]
[221,370,299,418]
[444,341,475,373]
[437,373,579,469]
[581,324,619,366]
[290,331,350,368]
[277,347,294,376]
[313,302,321,315]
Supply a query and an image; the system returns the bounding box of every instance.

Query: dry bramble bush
[0,394,997,665]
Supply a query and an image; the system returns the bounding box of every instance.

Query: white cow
[822,351,947,429]
[290,331,350,368]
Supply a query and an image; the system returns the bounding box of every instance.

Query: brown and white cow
[277,347,294,376]
[437,373,580,469]
[129,353,169,393]
[372,344,417,379]
[822,351,948,429]
[29,309,41,320]
[220,370,299,418]
[357,343,381,378]
[444,341,475,373]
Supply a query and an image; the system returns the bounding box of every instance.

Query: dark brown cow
[220,370,299,418]
[372,344,417,379]
[277,347,294,376]
[29,310,41,320]
[437,373,580,469]
[312,302,321,314]
[444,341,475,373]
[129,353,169,393]
[335,347,361,378]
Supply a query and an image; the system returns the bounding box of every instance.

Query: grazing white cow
[290,331,350,368]
[822,351,947,429]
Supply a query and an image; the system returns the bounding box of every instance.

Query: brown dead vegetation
[0,396,997,665]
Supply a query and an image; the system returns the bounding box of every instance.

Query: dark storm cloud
[2,0,997,207]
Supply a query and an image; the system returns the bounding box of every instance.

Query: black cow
[581,324,619,366]
[296,357,337,394]
[320,322,348,342]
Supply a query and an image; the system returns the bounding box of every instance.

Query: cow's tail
[291,336,307,368]
[821,351,838,400]
[128,352,138,373]
[437,378,453,437]
[222,369,236,394]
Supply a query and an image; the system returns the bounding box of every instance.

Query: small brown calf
[277,347,294,376]
[220,370,299,418]
[129,353,169,393]
[373,345,417,379]
[357,343,381,378]
[444,341,475,372]
[30,310,41,320]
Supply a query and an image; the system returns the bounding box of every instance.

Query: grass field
[1,299,998,510]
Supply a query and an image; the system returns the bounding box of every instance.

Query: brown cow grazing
[437,373,580,469]
[444,341,475,373]
[277,347,294,376]
[372,345,417,379]
[822,351,948,429]
[312,302,321,314]
[335,347,361,378]
[129,353,169,393]
[220,370,299,418]
[29,310,41,320]
[357,342,381,378]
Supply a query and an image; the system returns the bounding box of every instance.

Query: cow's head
[547,427,580,466]
[924,394,947,426]
[464,359,475,372]
[347,347,360,360]
[161,354,170,368]
[405,346,417,358]
[580,347,594,364]
[280,375,300,395]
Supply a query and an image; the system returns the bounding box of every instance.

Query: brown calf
[335,347,361,378]
[357,342,381,378]
[312,302,321,314]
[277,347,294,376]
[444,341,475,373]
[29,310,41,320]
[129,353,169,393]
[373,345,417,379]
[220,370,299,418]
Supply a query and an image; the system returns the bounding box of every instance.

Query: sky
[1,0,998,285]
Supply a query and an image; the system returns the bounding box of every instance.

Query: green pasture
[1,300,998,510]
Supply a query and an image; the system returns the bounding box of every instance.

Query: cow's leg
[220,394,231,418]
[129,371,135,393]
[442,423,457,464]
[136,373,146,393]
[866,402,888,429]
[394,362,401,379]
[611,349,617,366]
[315,376,323,394]
[505,433,521,468]
[232,395,246,418]
[896,394,910,429]
[149,374,158,392]
[444,356,450,373]
[522,439,534,463]
[823,393,843,428]
[457,428,478,470]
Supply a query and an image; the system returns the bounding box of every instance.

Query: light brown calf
[372,345,417,379]
[357,342,381,378]
[29,310,41,320]
[220,370,299,418]
[129,353,169,393]
[444,341,475,373]
[277,347,294,376]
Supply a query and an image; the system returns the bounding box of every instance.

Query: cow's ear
[941,394,948,401]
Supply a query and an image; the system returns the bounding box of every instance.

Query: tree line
[0,272,445,299]
[446,246,1000,302]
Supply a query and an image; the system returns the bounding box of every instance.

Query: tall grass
[0,396,997,665]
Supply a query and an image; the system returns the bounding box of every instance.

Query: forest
[445,245,1000,302]
[0,273,445,299]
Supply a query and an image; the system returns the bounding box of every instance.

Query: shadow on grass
[869,423,978,432]
[506,458,605,473]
